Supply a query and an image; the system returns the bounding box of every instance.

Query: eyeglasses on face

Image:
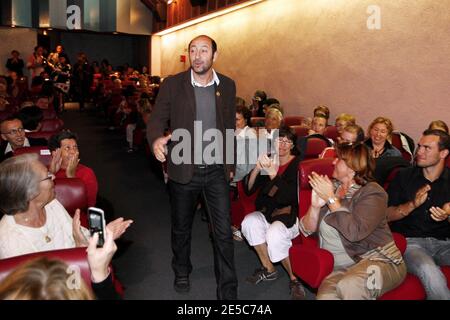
[2,128,24,136]
[276,138,293,145]
[40,172,55,182]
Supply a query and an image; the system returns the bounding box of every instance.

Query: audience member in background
[126,95,151,153]
[231,105,257,242]
[72,52,93,112]
[387,129,450,300]
[6,50,24,77]
[428,120,449,134]
[335,113,356,136]
[34,95,56,120]
[241,128,306,300]
[261,107,283,140]
[365,117,408,185]
[320,124,365,158]
[18,106,44,132]
[0,116,47,162]
[235,96,246,108]
[0,96,9,112]
[339,124,365,144]
[0,154,132,259]
[0,228,120,300]
[48,131,98,208]
[250,90,267,117]
[308,114,328,136]
[301,142,406,299]
[365,117,401,159]
[234,105,257,182]
[263,98,282,115]
[27,46,47,80]
[47,45,66,71]
[313,105,330,122]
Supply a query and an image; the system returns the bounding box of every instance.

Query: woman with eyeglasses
[300,142,406,299]
[0,154,132,259]
[241,128,307,300]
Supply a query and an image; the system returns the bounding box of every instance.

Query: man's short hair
[422,129,450,155]
[48,131,78,152]
[188,35,217,54]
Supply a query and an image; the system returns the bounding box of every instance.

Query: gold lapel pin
[216,91,221,97]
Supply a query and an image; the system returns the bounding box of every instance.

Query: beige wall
[153,0,450,141]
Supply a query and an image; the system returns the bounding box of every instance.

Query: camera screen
[89,213,103,232]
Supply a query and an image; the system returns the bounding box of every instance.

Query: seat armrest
[289,244,334,288]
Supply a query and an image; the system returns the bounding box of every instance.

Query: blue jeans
[404,237,450,300]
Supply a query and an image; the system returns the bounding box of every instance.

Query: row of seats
[231,157,450,299]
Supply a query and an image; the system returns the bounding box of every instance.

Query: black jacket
[244,156,301,228]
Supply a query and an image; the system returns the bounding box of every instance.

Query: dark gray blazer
[147,69,236,184]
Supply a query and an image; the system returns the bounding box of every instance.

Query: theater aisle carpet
[60,110,315,300]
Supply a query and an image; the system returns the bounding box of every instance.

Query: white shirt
[4,137,31,154]
[190,69,220,88]
[0,199,90,259]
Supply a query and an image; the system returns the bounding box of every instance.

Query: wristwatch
[327,197,338,205]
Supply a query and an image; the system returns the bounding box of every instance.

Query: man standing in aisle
[147,35,238,300]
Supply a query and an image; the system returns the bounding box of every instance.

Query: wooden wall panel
[155,0,250,31]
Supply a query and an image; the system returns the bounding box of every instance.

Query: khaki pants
[317,257,407,300]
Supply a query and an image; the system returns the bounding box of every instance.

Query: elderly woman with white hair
[0,154,132,259]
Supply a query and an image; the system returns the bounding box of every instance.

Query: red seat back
[42,108,57,120]
[13,146,52,167]
[324,126,339,143]
[54,178,88,219]
[446,157,450,168]
[304,137,330,160]
[0,248,91,287]
[320,147,337,159]
[40,118,64,133]
[383,166,402,191]
[26,131,54,141]
[289,125,309,138]
[284,116,305,127]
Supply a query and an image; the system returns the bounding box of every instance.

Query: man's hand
[49,149,62,174]
[153,134,172,163]
[430,202,450,222]
[413,184,431,208]
[66,151,80,178]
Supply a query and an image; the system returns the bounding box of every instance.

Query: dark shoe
[289,279,306,300]
[246,267,278,285]
[174,276,190,293]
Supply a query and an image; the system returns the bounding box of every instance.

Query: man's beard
[191,60,213,75]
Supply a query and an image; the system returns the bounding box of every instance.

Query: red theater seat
[40,118,64,133]
[54,178,88,228]
[284,116,305,127]
[26,131,55,141]
[303,137,330,160]
[13,146,52,167]
[289,125,309,138]
[324,126,339,143]
[0,248,91,286]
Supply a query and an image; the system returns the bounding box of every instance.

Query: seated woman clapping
[300,142,406,299]
[0,154,133,259]
[241,128,306,300]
